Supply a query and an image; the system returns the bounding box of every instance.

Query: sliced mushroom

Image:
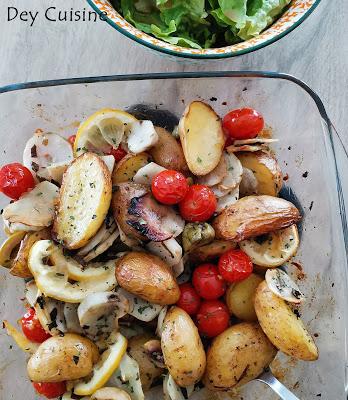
[143,339,165,368]
[163,374,185,400]
[156,306,168,337]
[64,303,83,334]
[117,354,145,400]
[133,162,166,185]
[146,238,182,267]
[239,167,258,196]
[91,387,131,400]
[218,152,243,190]
[100,155,116,175]
[233,138,279,146]
[196,156,227,187]
[127,120,159,154]
[182,223,215,253]
[265,269,306,304]
[216,186,240,213]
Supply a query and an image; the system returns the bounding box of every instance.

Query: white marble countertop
[0,0,347,144]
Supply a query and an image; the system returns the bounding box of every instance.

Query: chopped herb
[92,214,97,220]
[197,156,202,163]
[73,355,80,365]
[89,182,96,188]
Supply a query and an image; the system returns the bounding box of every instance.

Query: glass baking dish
[0,72,347,400]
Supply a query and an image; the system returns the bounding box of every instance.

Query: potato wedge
[10,228,51,278]
[112,152,151,184]
[53,153,112,249]
[237,151,282,196]
[212,195,301,242]
[225,273,263,321]
[149,127,188,172]
[162,307,206,387]
[204,322,277,391]
[28,334,99,382]
[189,240,237,262]
[179,101,224,176]
[115,252,180,305]
[254,281,318,361]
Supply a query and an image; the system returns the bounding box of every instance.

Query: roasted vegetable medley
[0,101,318,399]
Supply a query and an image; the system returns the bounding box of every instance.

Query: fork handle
[256,370,300,400]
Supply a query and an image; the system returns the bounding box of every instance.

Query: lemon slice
[3,320,38,354]
[240,224,299,268]
[0,231,25,268]
[74,109,137,157]
[74,332,127,396]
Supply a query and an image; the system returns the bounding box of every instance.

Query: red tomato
[218,249,253,283]
[107,145,127,162]
[67,134,76,146]
[179,185,217,222]
[152,170,189,205]
[176,283,201,316]
[0,163,35,199]
[192,264,226,300]
[222,108,264,140]
[21,308,51,343]
[196,300,230,338]
[32,381,66,399]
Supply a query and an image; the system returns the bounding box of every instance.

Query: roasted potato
[204,322,277,391]
[179,101,225,176]
[161,307,206,387]
[189,240,237,263]
[27,334,99,382]
[53,153,112,249]
[212,195,301,242]
[225,274,263,321]
[182,222,215,252]
[237,151,282,196]
[128,334,164,391]
[149,127,188,172]
[254,281,318,361]
[10,228,51,278]
[112,152,151,184]
[115,252,180,305]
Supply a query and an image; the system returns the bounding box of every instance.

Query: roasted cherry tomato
[218,249,253,283]
[179,185,217,222]
[152,170,189,205]
[21,308,51,343]
[107,145,127,162]
[196,300,230,338]
[32,381,66,399]
[0,163,35,199]
[192,264,226,300]
[67,134,76,146]
[222,108,264,140]
[176,283,201,316]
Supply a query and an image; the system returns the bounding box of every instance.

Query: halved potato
[236,151,282,196]
[53,153,112,249]
[254,281,318,361]
[240,224,299,268]
[179,101,224,176]
[212,195,301,242]
[189,240,237,263]
[149,127,188,172]
[112,153,151,184]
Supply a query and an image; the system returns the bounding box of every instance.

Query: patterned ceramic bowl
[87,0,321,59]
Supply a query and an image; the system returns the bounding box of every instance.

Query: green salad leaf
[113,0,292,49]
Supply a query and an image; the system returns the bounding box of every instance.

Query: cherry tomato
[67,134,76,146]
[0,163,35,199]
[222,108,264,140]
[21,308,51,343]
[176,283,201,316]
[152,170,189,205]
[179,185,217,222]
[107,145,127,162]
[192,264,226,300]
[196,300,230,338]
[218,249,253,283]
[32,381,66,399]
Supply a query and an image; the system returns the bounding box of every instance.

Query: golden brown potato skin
[112,182,149,241]
[149,127,188,172]
[112,153,151,184]
[115,252,180,305]
[189,240,236,263]
[27,334,99,382]
[225,273,263,321]
[212,195,301,242]
[254,281,318,361]
[237,151,282,196]
[128,334,164,391]
[204,322,277,391]
[162,307,206,387]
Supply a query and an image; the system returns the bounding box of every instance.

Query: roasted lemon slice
[240,224,299,268]
[74,109,136,157]
[0,231,25,268]
[73,332,127,396]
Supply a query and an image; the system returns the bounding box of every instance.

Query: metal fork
[256,368,300,400]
